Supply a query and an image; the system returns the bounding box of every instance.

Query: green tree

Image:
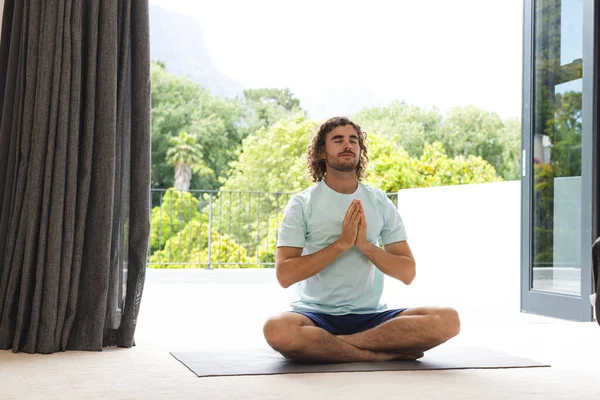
[415,142,501,188]
[151,61,245,191]
[206,116,316,259]
[354,102,520,181]
[364,135,501,192]
[532,162,555,264]
[498,117,522,180]
[149,220,257,268]
[244,88,301,112]
[532,91,582,268]
[546,91,582,177]
[149,189,203,253]
[149,108,314,263]
[189,96,246,189]
[437,106,520,180]
[353,100,443,157]
[242,88,306,133]
[256,216,281,267]
[364,133,421,191]
[221,115,317,193]
[166,131,205,191]
[149,123,502,269]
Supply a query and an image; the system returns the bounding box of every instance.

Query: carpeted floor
[0,335,598,400]
[1,270,598,399]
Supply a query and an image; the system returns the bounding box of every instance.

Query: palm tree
[166,131,203,191]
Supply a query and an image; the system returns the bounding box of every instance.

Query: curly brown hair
[306,116,369,182]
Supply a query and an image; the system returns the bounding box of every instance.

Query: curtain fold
[593,237,599,325]
[0,0,150,353]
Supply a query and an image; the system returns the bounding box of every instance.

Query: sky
[149,0,524,120]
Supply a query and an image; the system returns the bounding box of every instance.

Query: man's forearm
[359,243,416,285]
[276,241,346,288]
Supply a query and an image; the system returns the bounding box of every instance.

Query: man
[263,116,460,363]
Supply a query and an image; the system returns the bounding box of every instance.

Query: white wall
[381,181,522,320]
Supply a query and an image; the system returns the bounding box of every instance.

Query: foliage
[438,106,520,180]
[220,115,317,193]
[166,131,206,190]
[415,142,501,188]
[256,216,281,266]
[532,91,582,267]
[151,61,244,191]
[365,137,501,192]
[149,65,525,269]
[545,91,582,178]
[150,189,203,253]
[354,100,443,157]
[532,163,554,264]
[354,102,521,180]
[149,220,257,268]
[364,134,421,190]
[242,88,304,131]
[202,116,315,259]
[497,117,522,181]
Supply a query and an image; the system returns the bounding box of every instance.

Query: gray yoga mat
[170,346,550,377]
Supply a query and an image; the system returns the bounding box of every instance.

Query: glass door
[521,0,595,321]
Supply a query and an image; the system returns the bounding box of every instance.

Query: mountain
[149,5,387,120]
[149,5,245,98]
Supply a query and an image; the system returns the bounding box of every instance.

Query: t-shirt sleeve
[276,196,307,248]
[380,195,408,245]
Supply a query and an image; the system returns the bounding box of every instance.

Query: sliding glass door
[521,0,596,321]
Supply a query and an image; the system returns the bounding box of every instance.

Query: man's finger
[344,200,356,221]
[352,204,361,220]
[349,203,358,219]
[347,200,356,215]
[358,212,365,230]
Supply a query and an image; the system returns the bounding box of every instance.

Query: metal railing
[148,189,398,269]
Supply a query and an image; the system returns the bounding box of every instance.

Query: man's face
[322,125,361,173]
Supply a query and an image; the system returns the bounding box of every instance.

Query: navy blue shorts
[292,308,407,335]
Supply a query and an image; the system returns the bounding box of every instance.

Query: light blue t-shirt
[276,180,408,315]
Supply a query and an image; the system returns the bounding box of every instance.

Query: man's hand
[356,203,370,252]
[337,199,362,251]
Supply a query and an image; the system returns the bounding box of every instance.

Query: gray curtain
[0,0,150,353]
[593,237,599,325]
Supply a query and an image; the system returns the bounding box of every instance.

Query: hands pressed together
[338,199,370,252]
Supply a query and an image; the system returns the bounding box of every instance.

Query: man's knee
[434,307,461,339]
[263,317,299,353]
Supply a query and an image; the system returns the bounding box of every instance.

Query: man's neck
[324,173,359,194]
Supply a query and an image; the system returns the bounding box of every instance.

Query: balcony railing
[148,188,398,269]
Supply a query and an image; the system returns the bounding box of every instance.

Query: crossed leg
[263,307,460,364]
[338,307,460,354]
[262,312,380,363]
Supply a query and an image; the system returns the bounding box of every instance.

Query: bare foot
[374,351,424,362]
[285,347,381,364]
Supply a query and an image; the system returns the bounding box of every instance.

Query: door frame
[520,0,596,322]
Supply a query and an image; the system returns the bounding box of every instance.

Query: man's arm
[357,240,416,285]
[275,242,346,288]
[356,206,416,285]
[275,199,363,288]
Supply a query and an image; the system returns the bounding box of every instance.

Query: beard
[325,153,359,173]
